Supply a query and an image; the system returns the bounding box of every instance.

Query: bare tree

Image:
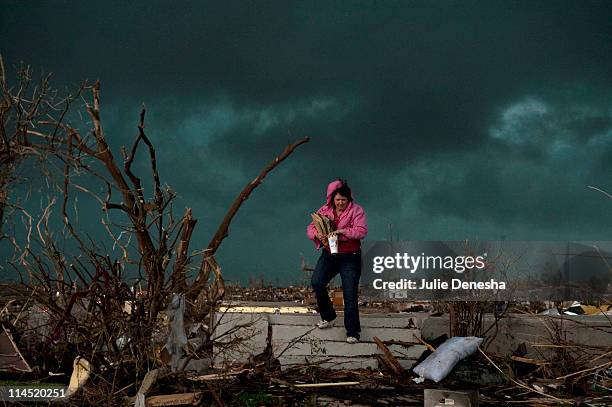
[0,56,85,233]
[0,59,309,403]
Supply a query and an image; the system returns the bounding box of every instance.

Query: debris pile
[3,293,611,406]
[225,284,313,303]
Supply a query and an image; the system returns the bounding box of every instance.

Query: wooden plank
[145,392,201,406]
[373,336,405,376]
[188,369,251,382]
[412,333,436,352]
[511,355,550,366]
[272,325,420,343]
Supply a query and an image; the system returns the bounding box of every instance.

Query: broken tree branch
[189,136,310,301]
[205,136,310,256]
[373,336,405,376]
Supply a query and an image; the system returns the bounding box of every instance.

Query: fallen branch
[144,392,202,406]
[373,336,405,376]
[555,360,612,381]
[188,368,251,382]
[0,300,14,317]
[511,356,551,366]
[205,136,310,256]
[412,333,436,352]
[591,349,612,363]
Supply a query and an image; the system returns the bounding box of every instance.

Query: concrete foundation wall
[212,311,612,370]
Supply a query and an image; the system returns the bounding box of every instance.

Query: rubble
[539,301,612,316]
[1,288,611,406]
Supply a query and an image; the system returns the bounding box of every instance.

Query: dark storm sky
[1,1,611,284]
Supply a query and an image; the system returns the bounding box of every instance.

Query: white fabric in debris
[413,336,483,383]
[165,293,188,371]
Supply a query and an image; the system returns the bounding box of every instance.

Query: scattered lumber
[144,392,202,406]
[187,368,251,382]
[510,356,550,366]
[373,336,406,376]
[413,333,436,352]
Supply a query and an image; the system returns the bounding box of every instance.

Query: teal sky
[1,1,611,285]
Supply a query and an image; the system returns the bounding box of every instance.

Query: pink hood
[307,180,368,249]
[325,179,345,205]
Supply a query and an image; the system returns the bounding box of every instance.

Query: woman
[307,179,368,343]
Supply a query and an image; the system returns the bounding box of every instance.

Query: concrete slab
[278,354,419,370]
[276,341,378,357]
[397,358,419,369]
[274,340,426,359]
[278,355,379,370]
[388,344,428,360]
[272,325,421,343]
[212,312,268,368]
[422,313,612,358]
[268,313,425,328]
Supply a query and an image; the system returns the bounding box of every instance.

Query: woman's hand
[329,229,346,237]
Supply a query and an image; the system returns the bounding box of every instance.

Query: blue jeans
[311,249,361,339]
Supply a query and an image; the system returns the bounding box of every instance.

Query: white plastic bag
[412,336,483,382]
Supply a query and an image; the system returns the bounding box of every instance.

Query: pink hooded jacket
[307,180,368,252]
